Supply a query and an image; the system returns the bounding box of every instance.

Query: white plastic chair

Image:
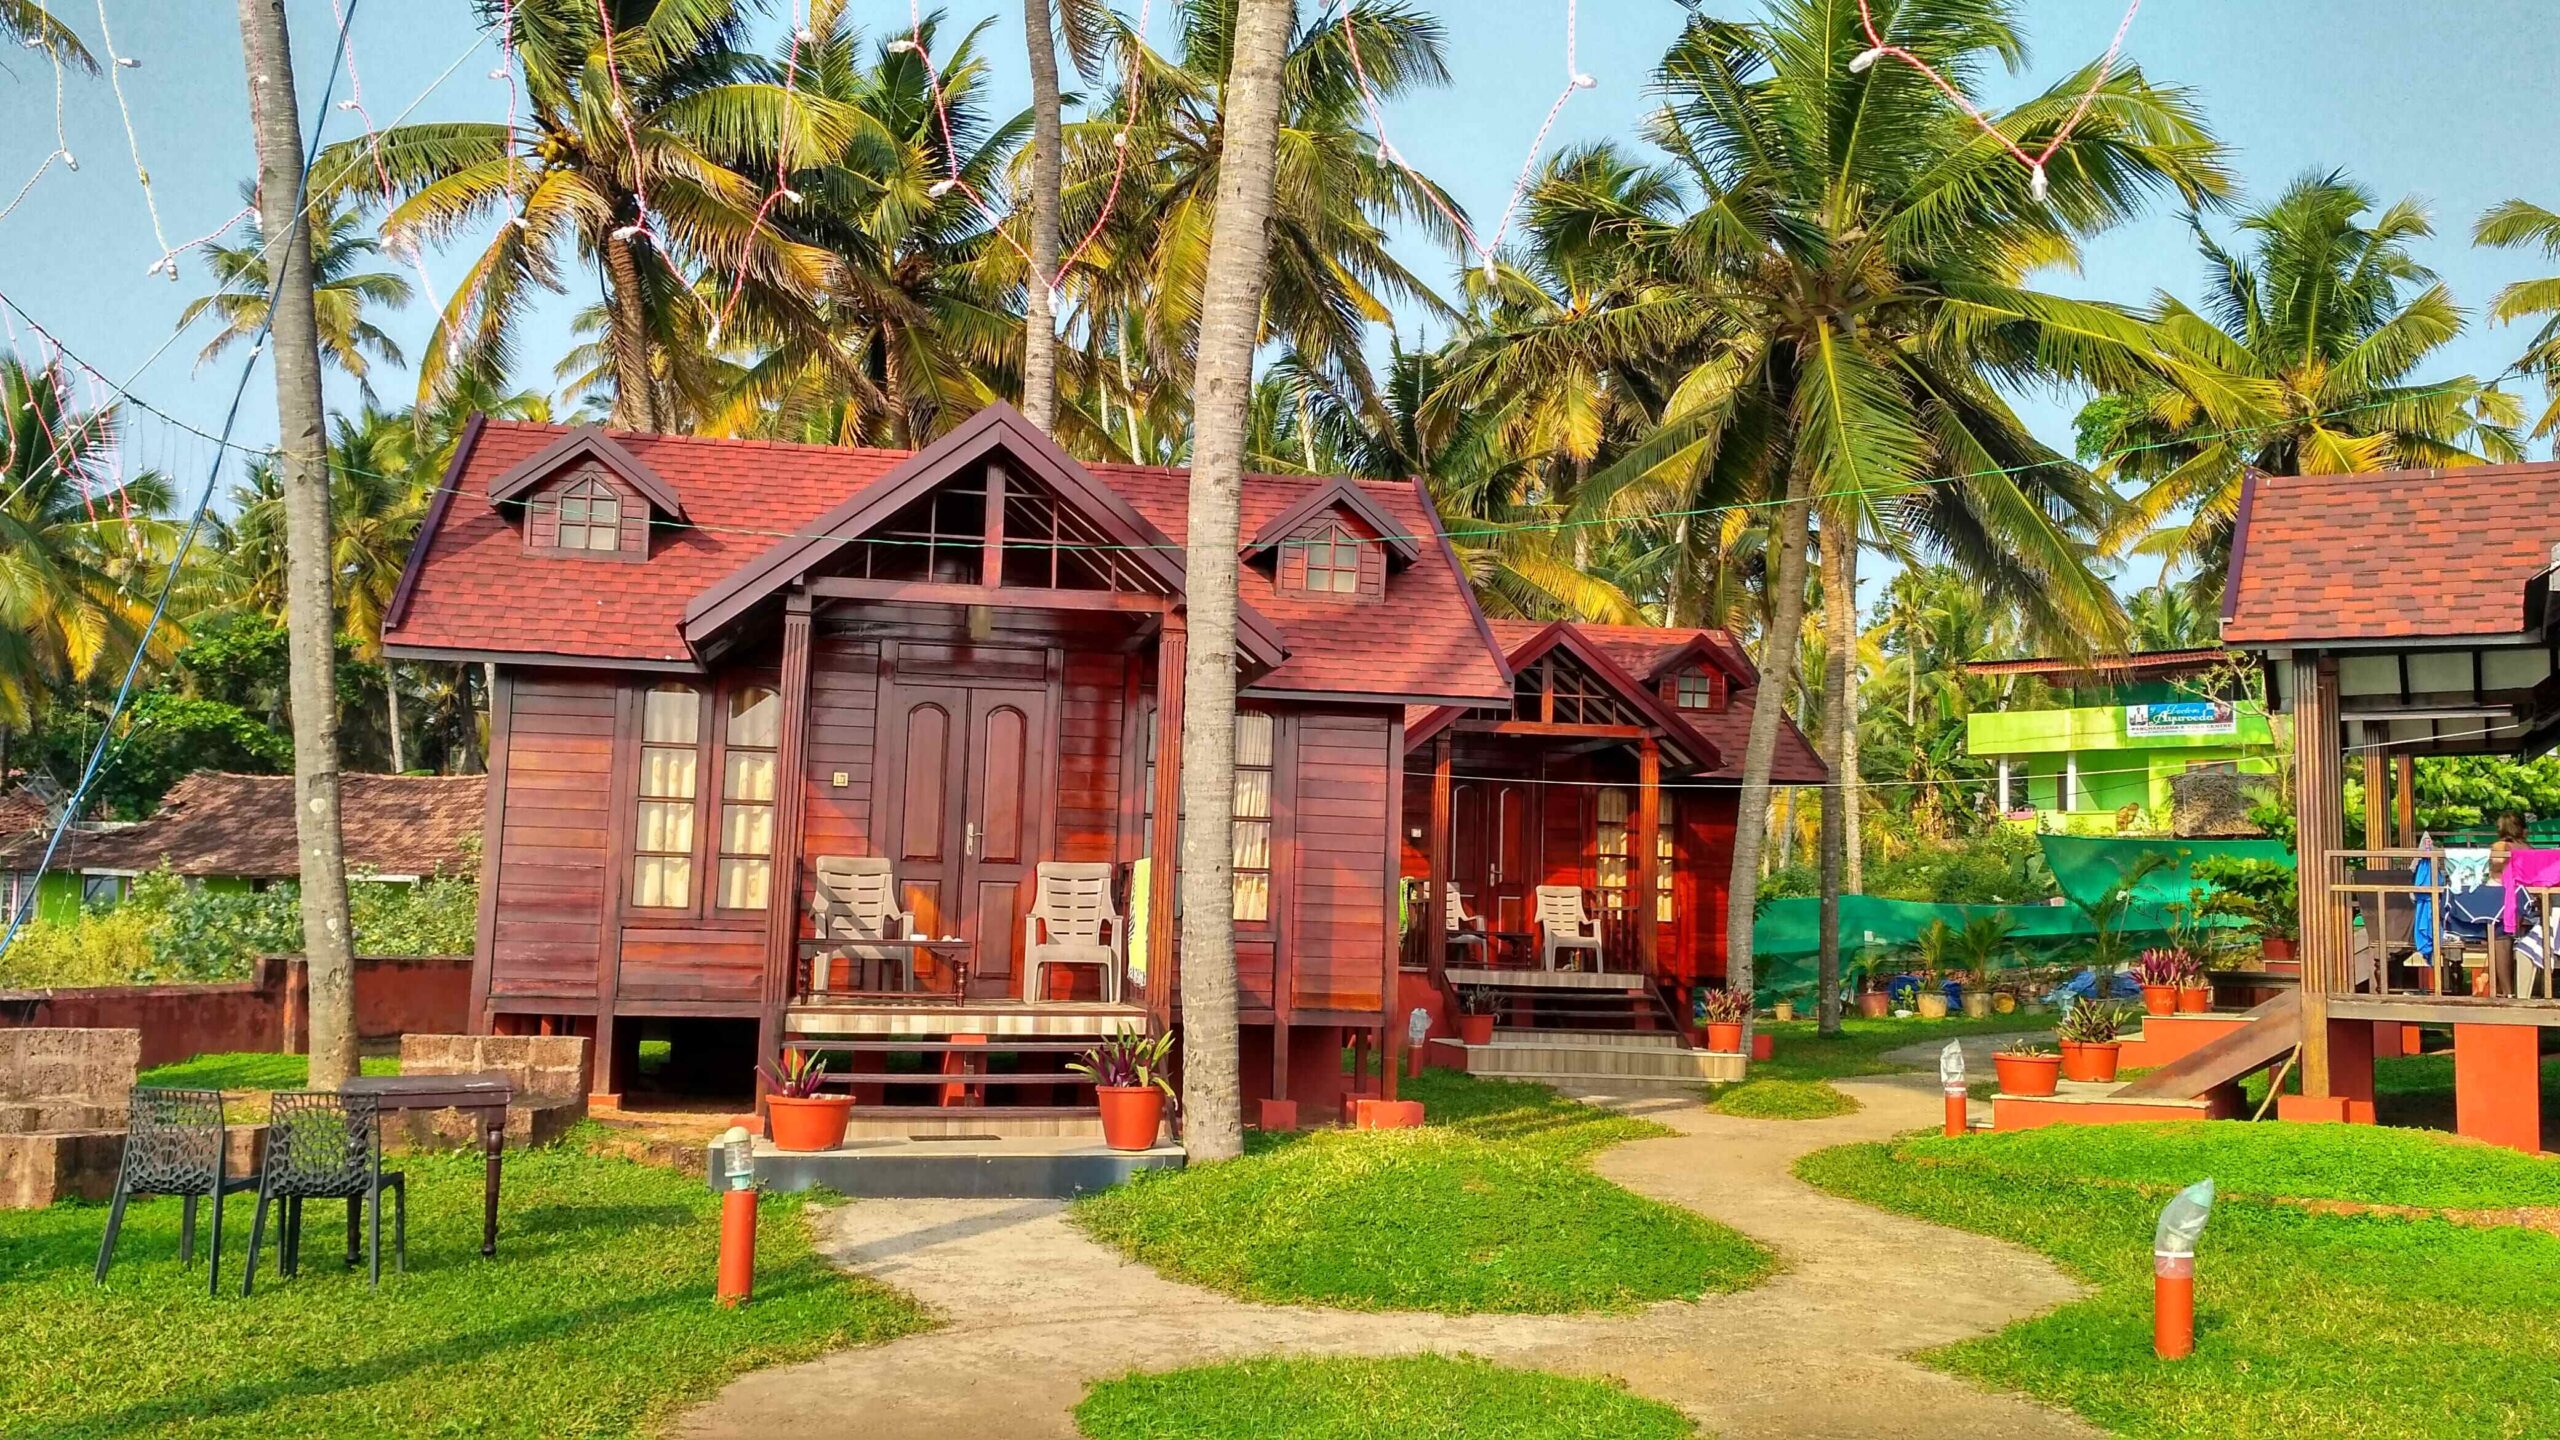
[1442,886,1490,966]
[810,857,916,993]
[1024,862,1124,1003]
[1536,885,1602,971]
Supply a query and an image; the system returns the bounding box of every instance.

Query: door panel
[1490,783,1534,933]
[897,699,955,865]
[960,691,1048,996]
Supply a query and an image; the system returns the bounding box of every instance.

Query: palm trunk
[1722,469,1815,1029]
[602,229,659,431]
[1172,0,1291,1165]
[384,663,405,774]
[240,0,357,1089]
[1774,787,1796,871]
[1816,519,1848,1036]
[1835,533,1862,895]
[1019,0,1063,431]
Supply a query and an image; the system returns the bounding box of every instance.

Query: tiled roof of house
[386,415,1512,706]
[1467,619,1827,783]
[1963,648,2234,679]
[2223,463,2560,644]
[0,772,484,879]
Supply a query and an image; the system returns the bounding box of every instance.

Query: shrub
[350,873,479,956]
[0,906,156,988]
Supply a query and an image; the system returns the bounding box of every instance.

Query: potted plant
[1911,925,1953,1019]
[1992,1043,2061,1097]
[2132,948,2186,1017]
[1954,913,2016,1019]
[1696,987,1751,1052]
[759,1049,853,1152]
[1772,999,1796,1023]
[2194,856,2298,965]
[1455,986,1498,1046]
[1856,978,1891,1019]
[2055,1000,2127,1083]
[1070,1031,1178,1151]
[2176,956,2213,1013]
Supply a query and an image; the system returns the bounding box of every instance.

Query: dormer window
[1292,525,1368,597]
[1674,667,1724,711]
[553,476,624,552]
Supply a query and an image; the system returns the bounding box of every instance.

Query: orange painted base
[1256,1099,1299,1132]
[716,1187,756,1307]
[1751,1032,1774,1062]
[2276,1094,2376,1124]
[2118,1013,2251,1070]
[2454,1023,2543,1153]
[1352,1098,1425,1129]
[1991,1094,2233,1132]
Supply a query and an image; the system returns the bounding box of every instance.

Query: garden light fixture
[2153,1178,2214,1359]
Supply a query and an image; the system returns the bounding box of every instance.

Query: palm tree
[1600,0,2233,1031]
[1,2,93,73]
[2475,198,2560,445]
[179,184,414,399]
[2092,173,2524,592]
[0,356,175,738]
[322,0,849,430]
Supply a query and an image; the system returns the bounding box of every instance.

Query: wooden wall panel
[1287,711,1392,1012]
[489,674,615,1001]
[615,926,766,1005]
[1054,652,1127,863]
[1680,788,1738,985]
[799,637,881,923]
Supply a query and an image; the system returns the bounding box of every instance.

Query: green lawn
[1750,1014,2050,1084]
[1703,1077,1859,1120]
[2246,1048,2560,1141]
[1801,1122,2560,1439]
[0,1128,926,1438]
[139,1052,401,1095]
[1076,1356,1695,1440]
[1070,1070,1773,1314]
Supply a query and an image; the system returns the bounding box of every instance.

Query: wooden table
[342,1073,514,1256]
[801,938,976,1001]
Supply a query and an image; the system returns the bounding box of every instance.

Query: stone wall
[0,1027,140,1131]
[0,955,470,1067]
[396,1033,590,1147]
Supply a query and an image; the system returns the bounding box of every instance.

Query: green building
[1964,649,2281,835]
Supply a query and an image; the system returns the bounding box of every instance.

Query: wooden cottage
[383,404,1814,1125]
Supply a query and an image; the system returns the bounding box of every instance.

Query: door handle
[964,820,978,859]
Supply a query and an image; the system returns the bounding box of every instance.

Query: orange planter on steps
[1703,1021,1743,1053]
[1993,1052,2061,1096]
[2177,985,2211,1013]
[1097,1085,1166,1151]
[765,1094,853,1152]
[2058,1040,2122,1083]
[2140,984,2180,1017]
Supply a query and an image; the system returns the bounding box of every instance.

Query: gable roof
[1242,476,1423,567]
[2223,461,2560,644]
[0,773,484,879]
[484,424,687,518]
[385,413,1512,706]
[1407,620,1726,771]
[1452,619,1827,783]
[1964,648,2234,681]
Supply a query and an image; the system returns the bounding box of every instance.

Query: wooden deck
[784,999,1149,1038]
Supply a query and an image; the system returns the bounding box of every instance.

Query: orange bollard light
[1944,1085,1968,1137]
[2153,1253,2195,1359]
[1939,1040,1969,1136]
[710,1125,759,1308]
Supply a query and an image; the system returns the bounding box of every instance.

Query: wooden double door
[877,678,1052,999]
[1451,778,1538,934]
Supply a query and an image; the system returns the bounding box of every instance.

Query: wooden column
[1426,735,1453,992]
[2293,653,2345,1098]
[2361,722,2388,849]
[757,592,817,1077]
[467,670,514,1035]
[1633,737,1661,977]
[1381,718,1406,1103]
[2394,752,2416,848]
[1147,613,1187,1028]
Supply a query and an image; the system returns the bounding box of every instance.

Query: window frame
[713,686,782,913]
[1289,523,1368,598]
[1140,705,1281,929]
[629,683,707,913]
[1673,668,1722,711]
[1231,711,1276,925]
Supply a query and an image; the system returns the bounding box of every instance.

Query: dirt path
[673,1073,2095,1440]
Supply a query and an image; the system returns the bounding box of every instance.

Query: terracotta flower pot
[1704,1021,1744,1053]
[2177,984,2211,1014]
[766,1094,853,1153]
[1993,1052,2062,1097]
[1993,993,2018,1014]
[1915,993,1949,1019]
[2057,1040,2122,1083]
[1773,1001,1796,1023]
[2140,984,2180,1017]
[1963,993,1994,1019]
[1458,1013,1495,1046]
[1857,992,1891,1019]
[1097,1085,1167,1151]
[2261,936,2296,963]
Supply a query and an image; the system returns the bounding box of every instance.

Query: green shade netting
[2037,834,2295,914]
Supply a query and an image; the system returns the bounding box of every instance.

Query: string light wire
[94,0,186,276]
[1852,0,2143,201]
[0,44,73,229]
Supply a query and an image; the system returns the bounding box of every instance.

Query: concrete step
[1491,1027,1684,1049]
[746,1134,1181,1198]
[1457,1039,1744,1084]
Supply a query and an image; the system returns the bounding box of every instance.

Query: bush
[0,868,481,989]
[350,873,479,955]
[138,872,301,981]
[1866,828,2055,905]
[0,906,157,988]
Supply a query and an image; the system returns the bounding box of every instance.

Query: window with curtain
[716,687,780,910]
[554,476,624,552]
[1232,711,1274,922]
[1596,787,1629,909]
[1655,797,1676,921]
[632,684,700,908]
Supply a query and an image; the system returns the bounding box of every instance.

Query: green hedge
[0,869,478,988]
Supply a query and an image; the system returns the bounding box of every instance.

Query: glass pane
[1596,788,1628,822]
[636,798,695,853]
[585,521,618,551]
[632,854,692,908]
[1233,818,1270,871]
[1232,870,1268,922]
[559,495,588,524]
[1598,855,1628,896]
[1235,711,1274,768]
[724,750,776,803]
[643,687,699,744]
[722,802,774,857]
[639,745,698,799]
[728,688,780,749]
[717,858,771,911]
[1233,769,1270,820]
[591,493,620,527]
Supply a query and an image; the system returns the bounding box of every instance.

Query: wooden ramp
[2115,989,2300,1101]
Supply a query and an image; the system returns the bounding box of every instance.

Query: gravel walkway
[673,1072,2095,1440]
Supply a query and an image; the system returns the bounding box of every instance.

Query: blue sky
[1,1,2554,521]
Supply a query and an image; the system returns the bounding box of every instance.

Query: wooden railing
[2318,848,2560,1003]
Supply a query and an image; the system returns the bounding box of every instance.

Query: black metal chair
[242,1091,405,1294]
[94,1086,257,1296]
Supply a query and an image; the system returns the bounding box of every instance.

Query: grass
[1070,1069,1773,1314]
[2245,1048,2560,1139]
[138,1052,401,1096]
[1749,1013,2048,1084]
[1801,1122,2560,1439]
[0,1127,927,1438]
[1074,1356,1695,1440]
[1702,1077,1859,1120]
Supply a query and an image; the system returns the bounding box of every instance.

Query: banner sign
[2125,700,2236,737]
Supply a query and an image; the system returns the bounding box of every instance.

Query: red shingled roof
[2224,463,2560,644]
[0,773,484,879]
[1466,619,1827,783]
[386,416,1512,706]
[1964,648,2234,680]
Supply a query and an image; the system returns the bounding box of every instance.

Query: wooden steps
[747,1133,1179,1198]
[1449,1035,1744,1085]
[1993,1077,2241,1131]
[2117,990,2300,1101]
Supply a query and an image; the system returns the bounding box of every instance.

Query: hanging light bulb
[1112,129,1129,149]
[928,178,957,198]
[1571,73,1596,89]
[612,221,645,243]
[887,38,918,54]
[489,66,510,80]
[507,213,532,230]
[2028,163,2050,203]
[337,100,360,111]
[115,55,139,68]
[794,25,816,45]
[779,188,804,205]
[1479,253,1498,287]
[60,151,77,171]
[706,320,723,346]
[1850,46,1888,72]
